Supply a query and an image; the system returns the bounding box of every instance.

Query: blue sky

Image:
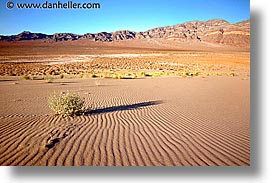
[0,0,250,35]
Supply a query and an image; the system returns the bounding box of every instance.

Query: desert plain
[0,35,250,166]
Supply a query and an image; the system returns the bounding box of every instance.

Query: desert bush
[78,73,84,78]
[229,72,236,77]
[185,72,197,76]
[112,73,119,79]
[8,72,16,76]
[90,73,97,78]
[48,91,86,116]
[121,73,137,79]
[59,74,64,79]
[145,73,152,77]
[151,72,163,77]
[138,71,146,77]
[47,78,53,83]
[22,75,30,80]
[31,76,37,80]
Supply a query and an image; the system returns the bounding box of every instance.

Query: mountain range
[0,19,250,47]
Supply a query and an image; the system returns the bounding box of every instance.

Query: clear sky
[0,0,250,35]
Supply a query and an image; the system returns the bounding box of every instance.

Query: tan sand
[0,76,250,166]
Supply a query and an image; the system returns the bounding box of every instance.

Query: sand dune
[0,76,249,166]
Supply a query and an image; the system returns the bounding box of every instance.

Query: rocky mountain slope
[0,19,250,46]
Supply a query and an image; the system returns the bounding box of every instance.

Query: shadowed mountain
[0,19,250,47]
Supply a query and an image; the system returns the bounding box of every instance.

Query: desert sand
[0,76,249,166]
[0,39,250,166]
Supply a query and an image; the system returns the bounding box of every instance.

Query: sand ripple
[0,77,250,166]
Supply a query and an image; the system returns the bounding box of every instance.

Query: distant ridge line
[0,19,250,46]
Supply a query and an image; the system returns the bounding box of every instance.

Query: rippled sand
[0,77,250,166]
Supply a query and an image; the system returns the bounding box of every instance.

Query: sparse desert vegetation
[0,41,249,80]
[48,91,86,117]
[0,0,252,167]
[0,35,250,166]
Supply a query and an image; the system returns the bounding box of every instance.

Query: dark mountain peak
[19,31,32,35]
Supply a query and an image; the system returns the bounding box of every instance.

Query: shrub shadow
[87,100,163,115]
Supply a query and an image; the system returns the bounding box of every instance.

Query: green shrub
[229,72,236,77]
[112,74,119,79]
[121,73,137,79]
[139,71,146,77]
[59,74,64,79]
[79,73,84,78]
[31,76,38,80]
[90,73,97,78]
[151,72,163,77]
[8,72,16,76]
[48,91,86,116]
[22,75,30,80]
[47,78,53,83]
[145,73,152,77]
